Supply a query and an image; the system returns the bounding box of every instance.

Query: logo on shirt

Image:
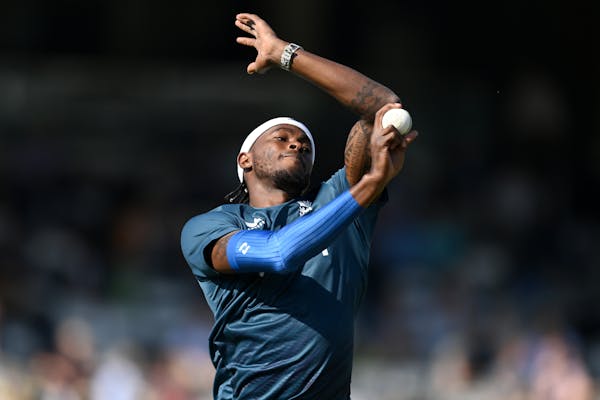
[297,200,313,216]
[244,217,265,230]
[238,242,251,255]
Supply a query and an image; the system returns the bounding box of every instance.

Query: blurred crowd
[1,62,599,399]
[0,309,598,400]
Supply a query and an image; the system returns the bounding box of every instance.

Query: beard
[252,150,311,197]
[272,166,310,197]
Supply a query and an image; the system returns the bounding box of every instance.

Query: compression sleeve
[226,190,363,273]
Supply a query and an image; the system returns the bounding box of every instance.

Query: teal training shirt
[181,168,386,399]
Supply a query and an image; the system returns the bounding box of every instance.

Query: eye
[274,136,285,141]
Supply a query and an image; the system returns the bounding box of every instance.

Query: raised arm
[235,13,405,185]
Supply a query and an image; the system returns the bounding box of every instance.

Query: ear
[238,152,252,171]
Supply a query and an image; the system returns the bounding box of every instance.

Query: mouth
[280,152,302,160]
[279,153,308,171]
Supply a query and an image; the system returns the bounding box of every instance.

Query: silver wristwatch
[280,43,303,71]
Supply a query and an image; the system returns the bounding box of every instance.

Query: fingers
[236,36,255,47]
[373,102,414,150]
[374,102,403,129]
[235,19,256,36]
[235,13,267,34]
[236,13,264,25]
[383,127,404,150]
[382,127,418,151]
[404,130,418,143]
[373,102,404,143]
[396,130,418,150]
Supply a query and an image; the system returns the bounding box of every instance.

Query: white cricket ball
[381,108,412,135]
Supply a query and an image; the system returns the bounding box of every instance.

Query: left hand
[235,13,287,74]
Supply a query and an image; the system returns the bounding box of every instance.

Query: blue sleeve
[180,211,240,279]
[226,190,363,273]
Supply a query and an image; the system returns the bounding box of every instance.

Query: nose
[286,135,308,154]
[288,137,304,150]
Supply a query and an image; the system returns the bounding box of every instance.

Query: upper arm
[206,231,239,273]
[344,81,400,185]
[344,119,373,186]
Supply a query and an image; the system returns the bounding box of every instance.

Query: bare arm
[208,231,237,273]
[235,13,404,185]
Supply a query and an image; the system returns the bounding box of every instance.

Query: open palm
[235,13,284,75]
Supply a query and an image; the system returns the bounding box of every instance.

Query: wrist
[279,42,303,70]
[267,39,288,66]
[350,173,386,207]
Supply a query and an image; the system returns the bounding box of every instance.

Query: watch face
[281,43,302,70]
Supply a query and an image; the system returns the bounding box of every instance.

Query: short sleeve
[180,210,240,279]
[325,168,351,194]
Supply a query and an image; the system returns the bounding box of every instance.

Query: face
[247,124,313,196]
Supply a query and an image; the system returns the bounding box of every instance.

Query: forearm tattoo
[344,120,372,185]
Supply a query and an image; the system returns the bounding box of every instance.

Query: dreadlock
[224,181,249,204]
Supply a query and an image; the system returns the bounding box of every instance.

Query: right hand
[235,13,287,75]
[368,103,418,186]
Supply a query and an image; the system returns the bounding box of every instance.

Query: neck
[247,183,295,208]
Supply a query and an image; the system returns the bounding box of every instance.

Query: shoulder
[185,203,248,223]
[326,167,351,191]
[181,204,247,243]
[181,204,249,279]
[304,168,350,206]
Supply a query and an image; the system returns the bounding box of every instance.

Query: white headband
[237,117,315,182]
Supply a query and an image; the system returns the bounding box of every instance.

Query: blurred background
[1,0,599,399]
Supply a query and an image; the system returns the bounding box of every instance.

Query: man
[181,13,418,399]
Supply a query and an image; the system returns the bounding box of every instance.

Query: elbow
[374,84,401,107]
[383,92,401,106]
[389,94,402,105]
[270,256,300,274]
[364,92,402,121]
[267,245,305,274]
